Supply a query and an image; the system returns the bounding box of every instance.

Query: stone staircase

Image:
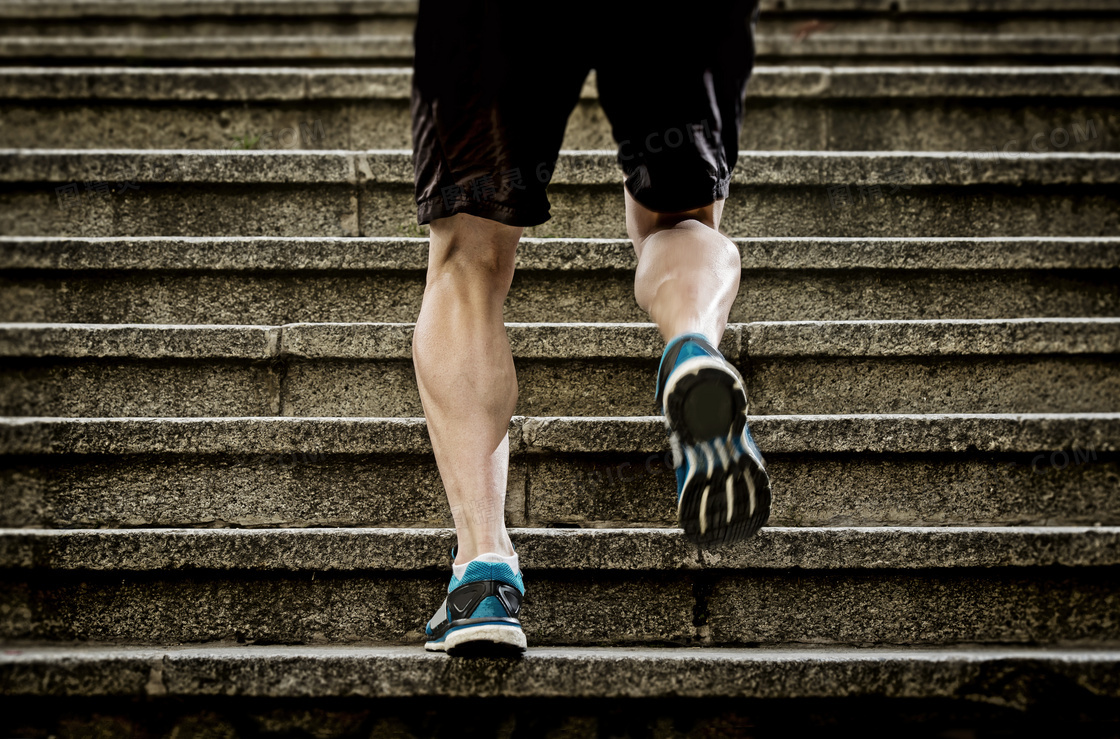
[1,0,1119,736]
[1,0,1118,65]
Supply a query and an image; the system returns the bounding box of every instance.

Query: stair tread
[3,148,1117,186]
[2,0,1116,18]
[1,35,1116,63]
[4,236,1116,271]
[2,525,1118,571]
[2,642,1118,700]
[0,318,1117,359]
[2,65,1117,100]
[2,413,1117,455]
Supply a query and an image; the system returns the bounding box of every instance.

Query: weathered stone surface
[530,452,1120,528]
[1,526,1117,572]
[281,322,738,360]
[0,271,429,324]
[8,100,1117,154]
[750,357,1120,414]
[282,357,662,417]
[0,453,528,529]
[706,569,1120,645]
[1,643,1117,703]
[0,1,422,19]
[3,413,1115,455]
[0,150,355,184]
[0,693,1103,739]
[0,102,372,151]
[1,0,1111,18]
[0,148,1071,188]
[0,564,1117,646]
[2,443,1116,529]
[748,318,1120,357]
[1,34,1113,64]
[4,266,1118,325]
[3,151,1117,238]
[0,570,695,646]
[0,527,1116,646]
[753,34,1120,63]
[0,323,742,416]
[0,36,414,63]
[735,269,1120,323]
[6,236,1117,273]
[0,323,277,358]
[1,416,1117,528]
[2,237,1117,324]
[0,417,448,455]
[525,184,1120,239]
[2,69,1116,153]
[772,454,1120,526]
[5,67,1118,102]
[0,359,282,416]
[761,1,1118,10]
[740,102,1117,153]
[518,414,1120,455]
[278,324,737,416]
[14,319,1095,416]
[0,184,359,238]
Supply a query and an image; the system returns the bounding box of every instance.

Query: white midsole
[425,623,527,652]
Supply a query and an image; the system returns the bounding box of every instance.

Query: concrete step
[0,0,420,18]
[2,17,1114,41]
[0,319,1116,417]
[1,414,1116,528]
[8,525,1118,571]
[3,236,1118,324]
[1,67,1115,152]
[1,0,1116,66]
[5,0,1117,18]
[1,645,1117,713]
[1,651,1116,737]
[1,32,1117,66]
[2,648,1119,736]
[0,526,1117,646]
[2,150,1117,238]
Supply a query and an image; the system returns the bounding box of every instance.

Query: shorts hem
[417,196,549,228]
[625,177,732,215]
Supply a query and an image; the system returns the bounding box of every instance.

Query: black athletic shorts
[411,1,760,227]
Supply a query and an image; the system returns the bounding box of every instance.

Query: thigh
[594,0,760,214]
[412,2,590,227]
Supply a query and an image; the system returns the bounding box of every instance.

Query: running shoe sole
[663,356,771,548]
[425,621,527,654]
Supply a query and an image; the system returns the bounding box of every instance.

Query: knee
[625,191,725,252]
[426,214,522,295]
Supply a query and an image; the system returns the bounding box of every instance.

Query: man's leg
[412,213,523,565]
[627,187,771,548]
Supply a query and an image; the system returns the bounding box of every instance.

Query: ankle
[453,537,516,566]
[452,550,520,578]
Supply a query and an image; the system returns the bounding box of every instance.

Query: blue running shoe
[424,548,527,654]
[656,332,771,548]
